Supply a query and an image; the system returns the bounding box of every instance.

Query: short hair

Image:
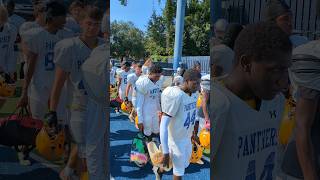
[121,61,131,67]
[83,5,104,21]
[45,1,67,21]
[149,64,163,74]
[183,69,201,81]
[234,22,292,64]
[136,62,143,68]
[69,0,85,11]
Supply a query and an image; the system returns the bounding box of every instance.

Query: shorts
[169,139,192,176]
[69,109,87,157]
[143,114,160,136]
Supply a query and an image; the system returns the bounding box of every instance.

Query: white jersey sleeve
[53,38,74,72]
[127,73,135,85]
[212,83,231,158]
[24,28,42,54]
[161,86,182,117]
[135,77,148,95]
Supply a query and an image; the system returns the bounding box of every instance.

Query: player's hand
[124,97,128,102]
[137,123,144,132]
[44,111,58,133]
[16,93,28,108]
[161,153,170,168]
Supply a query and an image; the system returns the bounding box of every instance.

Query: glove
[124,96,128,102]
[44,111,58,131]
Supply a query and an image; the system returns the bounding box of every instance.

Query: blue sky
[111,0,166,32]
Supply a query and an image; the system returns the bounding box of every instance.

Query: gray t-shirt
[213,82,285,180]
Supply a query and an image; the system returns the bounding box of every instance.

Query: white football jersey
[54,36,104,109]
[0,23,17,73]
[81,43,108,104]
[8,14,25,30]
[117,70,131,93]
[110,66,116,85]
[19,21,40,41]
[212,82,285,180]
[136,76,162,118]
[161,86,198,142]
[24,27,74,88]
[127,73,140,100]
[65,16,81,35]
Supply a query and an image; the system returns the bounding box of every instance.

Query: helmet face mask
[190,141,203,164]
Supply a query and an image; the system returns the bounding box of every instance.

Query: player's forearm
[125,84,131,98]
[49,67,67,111]
[160,115,170,154]
[22,56,37,94]
[296,130,319,180]
[117,78,121,92]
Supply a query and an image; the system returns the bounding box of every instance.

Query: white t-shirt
[117,70,131,93]
[8,14,26,30]
[212,82,285,180]
[0,23,17,73]
[25,27,74,88]
[161,86,198,142]
[127,73,140,100]
[54,36,104,110]
[135,76,162,122]
[65,16,81,35]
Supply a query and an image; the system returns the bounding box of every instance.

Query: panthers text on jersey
[212,82,285,180]
[161,86,198,142]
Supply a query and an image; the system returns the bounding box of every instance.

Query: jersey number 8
[184,110,196,129]
[45,52,55,71]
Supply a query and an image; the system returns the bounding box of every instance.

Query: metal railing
[222,0,320,40]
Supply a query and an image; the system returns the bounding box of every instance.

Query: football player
[80,12,109,179]
[46,6,104,179]
[117,61,131,101]
[212,22,292,179]
[135,64,163,141]
[65,0,86,35]
[159,69,201,180]
[5,0,25,80]
[0,5,17,79]
[16,1,72,120]
[125,62,142,121]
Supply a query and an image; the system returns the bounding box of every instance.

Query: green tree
[111,21,146,60]
[163,0,176,55]
[183,0,210,56]
[145,11,166,57]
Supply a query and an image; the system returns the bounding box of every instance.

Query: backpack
[130,132,148,167]
[0,108,43,160]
